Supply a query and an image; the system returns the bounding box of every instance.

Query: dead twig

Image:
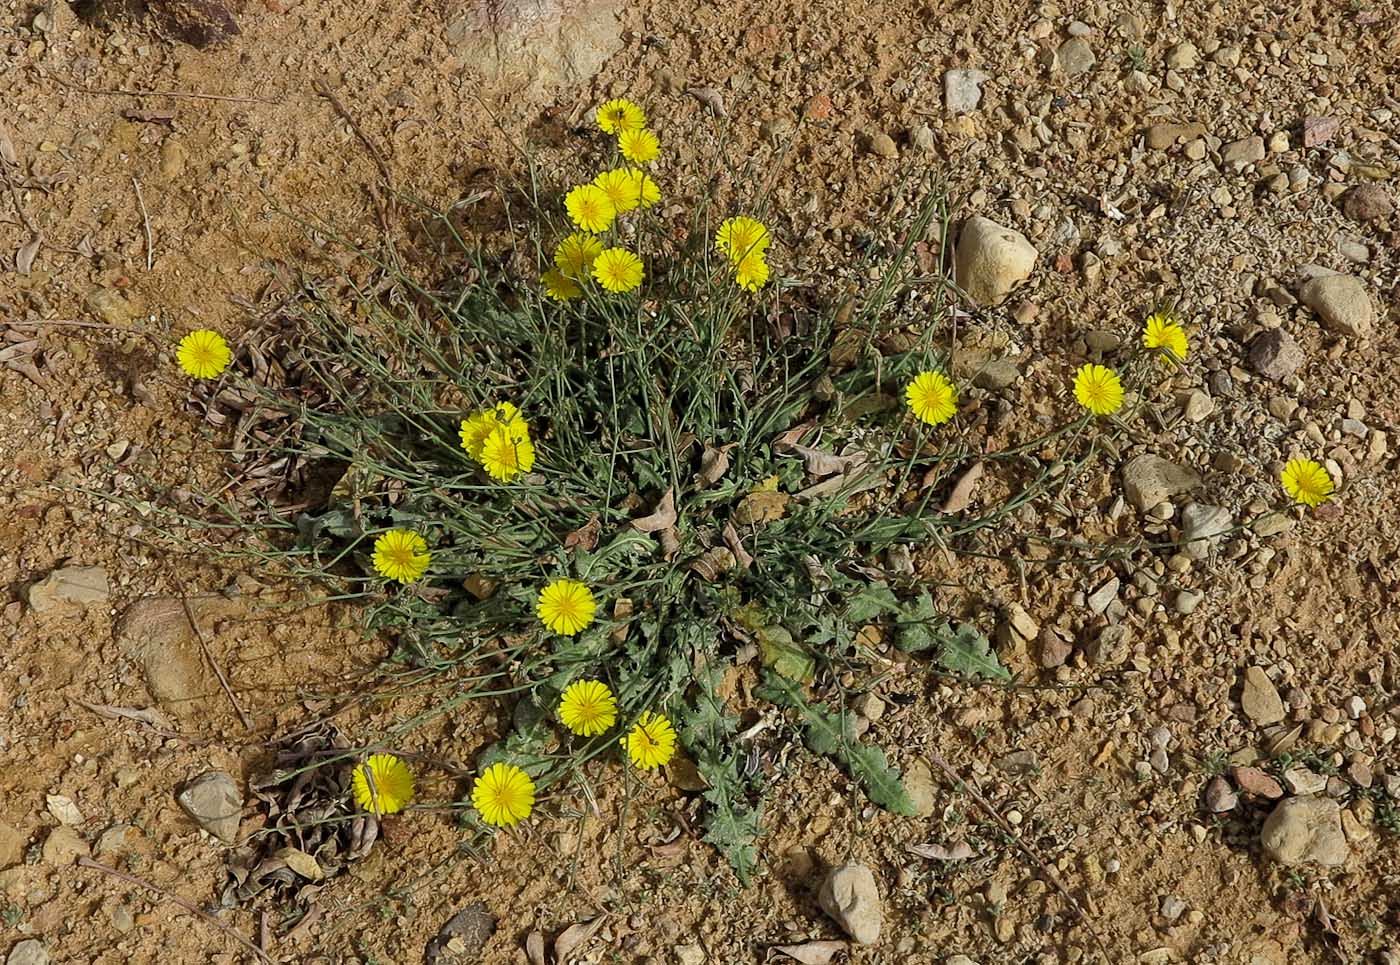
[41,70,276,104]
[926,749,1112,963]
[312,76,392,187]
[77,856,272,963]
[0,155,41,237]
[132,176,153,271]
[179,591,254,730]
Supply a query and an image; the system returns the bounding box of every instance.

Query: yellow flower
[351,753,415,816]
[537,578,596,636]
[592,247,644,293]
[177,329,232,379]
[1281,458,1334,508]
[554,232,604,279]
[565,184,616,233]
[618,126,660,164]
[593,168,643,214]
[1073,363,1124,416]
[715,216,770,263]
[628,168,661,208]
[597,98,645,134]
[620,711,677,769]
[459,402,528,461]
[558,679,617,737]
[372,529,430,584]
[542,268,581,302]
[734,251,770,292]
[479,425,536,482]
[472,762,535,827]
[1143,312,1189,363]
[905,371,958,426]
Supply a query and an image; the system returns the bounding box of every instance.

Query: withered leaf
[689,546,736,581]
[766,940,848,964]
[276,847,324,881]
[696,443,734,488]
[721,521,753,570]
[0,124,16,165]
[940,460,984,514]
[16,235,40,274]
[524,931,546,965]
[564,512,602,551]
[75,699,175,732]
[631,487,677,533]
[686,86,727,117]
[553,916,605,963]
[779,442,867,478]
[424,901,497,964]
[907,840,975,861]
[732,489,788,525]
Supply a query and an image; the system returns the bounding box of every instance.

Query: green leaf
[937,622,1010,681]
[845,581,901,623]
[894,590,948,653]
[756,623,815,684]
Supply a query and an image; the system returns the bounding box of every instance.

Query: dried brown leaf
[631,487,677,533]
[424,902,497,964]
[75,699,175,732]
[16,235,40,274]
[0,125,16,165]
[686,86,727,117]
[907,840,975,861]
[940,461,984,514]
[524,931,546,965]
[689,546,736,581]
[721,521,753,570]
[766,940,848,964]
[564,512,602,551]
[732,489,789,525]
[779,442,866,478]
[658,526,681,561]
[275,847,324,881]
[696,443,734,488]
[553,916,605,963]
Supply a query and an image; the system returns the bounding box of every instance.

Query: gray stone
[1086,577,1119,615]
[1173,589,1203,615]
[1180,503,1232,560]
[972,359,1020,391]
[6,940,49,965]
[1056,37,1096,75]
[1299,274,1375,338]
[1122,455,1202,512]
[26,566,109,614]
[1261,797,1347,866]
[1241,667,1285,726]
[954,217,1038,306]
[818,862,882,945]
[944,68,990,113]
[1084,624,1130,666]
[909,123,936,153]
[1222,135,1265,166]
[1160,896,1187,923]
[1202,776,1237,813]
[1248,328,1304,381]
[1282,767,1327,796]
[176,771,242,845]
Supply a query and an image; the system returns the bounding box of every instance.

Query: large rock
[1299,274,1374,338]
[6,940,49,965]
[1247,329,1304,381]
[954,217,1038,306]
[1260,797,1347,866]
[818,862,882,945]
[26,566,109,614]
[117,596,245,715]
[1241,667,1285,726]
[1122,455,1202,512]
[176,771,243,845]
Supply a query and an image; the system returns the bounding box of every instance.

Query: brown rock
[1145,122,1206,150]
[1301,115,1340,148]
[1229,765,1284,799]
[1202,776,1237,813]
[1341,184,1393,223]
[1241,666,1286,726]
[802,93,833,121]
[866,131,898,158]
[117,596,246,715]
[1038,627,1072,668]
[1247,328,1304,382]
[41,826,90,866]
[0,823,26,869]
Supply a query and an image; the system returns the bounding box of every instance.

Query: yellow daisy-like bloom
[592,247,645,293]
[597,98,645,134]
[734,251,770,292]
[542,268,581,302]
[472,762,535,827]
[620,711,677,770]
[1073,363,1124,417]
[905,371,958,426]
[565,184,616,233]
[593,168,643,214]
[372,529,431,584]
[479,425,536,482]
[351,753,415,816]
[554,232,604,280]
[628,168,661,208]
[1142,312,1189,363]
[618,126,660,164]
[716,216,771,266]
[558,679,617,737]
[537,578,597,636]
[177,329,232,379]
[1281,458,1335,508]
[459,402,529,462]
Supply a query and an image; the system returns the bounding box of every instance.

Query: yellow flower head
[542,268,581,302]
[597,98,645,135]
[480,425,536,482]
[593,168,643,214]
[618,126,660,164]
[620,711,677,769]
[628,168,661,208]
[1073,363,1124,417]
[351,753,414,816]
[592,247,645,293]
[734,251,770,292]
[1143,312,1189,363]
[554,232,604,280]
[905,371,958,426]
[565,184,616,233]
[372,529,431,584]
[715,216,770,263]
[1281,458,1334,508]
[177,329,232,379]
[472,762,535,827]
[537,578,596,636]
[558,679,617,737]
[459,402,529,461]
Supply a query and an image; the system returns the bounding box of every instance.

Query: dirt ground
[3,0,1399,962]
